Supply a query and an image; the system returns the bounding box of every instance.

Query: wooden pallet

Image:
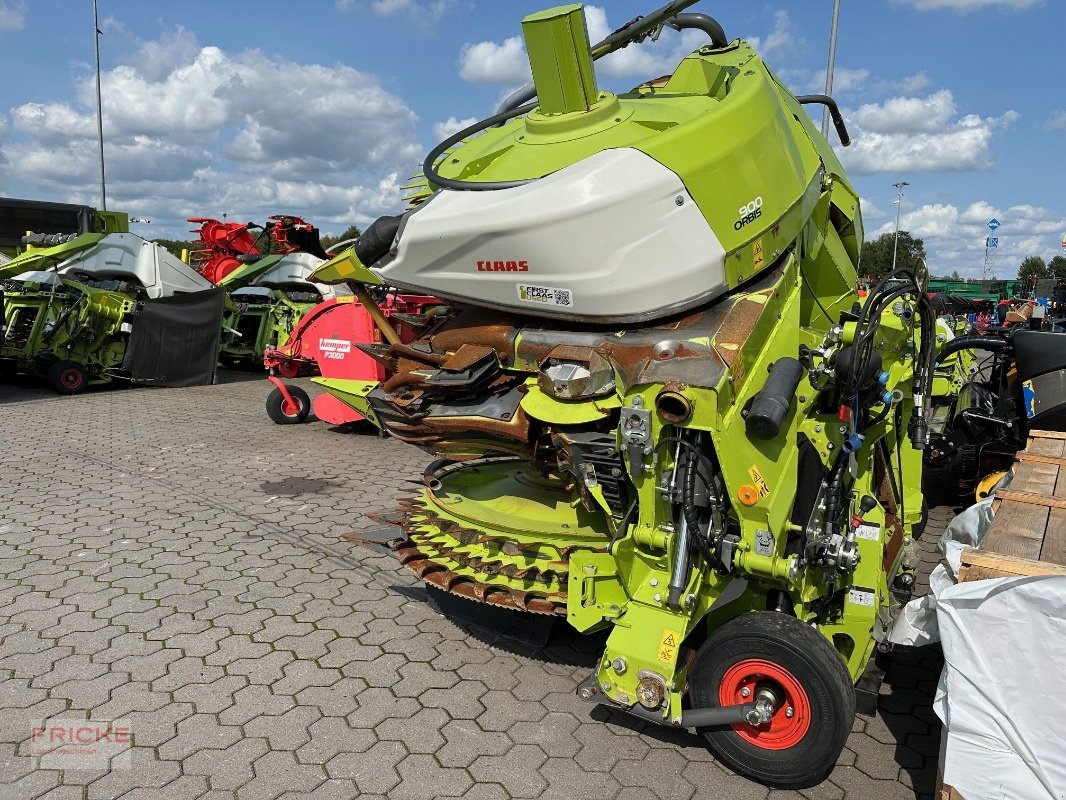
[942,430,1066,799]
[958,430,1066,583]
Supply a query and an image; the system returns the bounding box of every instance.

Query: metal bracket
[620,397,652,477]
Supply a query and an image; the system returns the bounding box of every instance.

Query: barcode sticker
[848,588,875,607]
[855,524,880,541]
[517,284,574,308]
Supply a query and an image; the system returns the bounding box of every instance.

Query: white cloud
[0,28,421,237]
[1045,111,1066,131]
[457,4,742,88]
[893,0,1042,11]
[871,200,1066,278]
[875,71,932,94]
[860,197,888,220]
[840,90,1019,175]
[806,67,870,95]
[433,116,477,140]
[852,89,957,134]
[459,36,529,85]
[746,10,796,61]
[336,0,459,28]
[0,1,25,31]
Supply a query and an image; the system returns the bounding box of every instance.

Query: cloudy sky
[0,0,1062,278]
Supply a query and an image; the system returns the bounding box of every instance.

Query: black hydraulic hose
[429,0,723,189]
[795,95,851,146]
[42,295,84,344]
[913,294,935,398]
[667,13,729,47]
[934,334,1009,364]
[823,449,849,539]
[422,102,539,192]
[607,500,638,554]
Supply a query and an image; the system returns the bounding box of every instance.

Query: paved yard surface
[1,374,950,799]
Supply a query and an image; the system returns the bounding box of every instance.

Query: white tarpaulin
[935,576,1066,800]
[886,478,1066,799]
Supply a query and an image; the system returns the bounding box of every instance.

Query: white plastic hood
[55,233,214,299]
[252,251,348,299]
[377,148,728,323]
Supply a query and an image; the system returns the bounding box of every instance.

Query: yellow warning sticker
[658,628,682,664]
[752,239,765,270]
[747,465,771,499]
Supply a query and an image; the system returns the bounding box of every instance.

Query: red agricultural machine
[186,218,262,284]
[263,290,437,426]
[187,214,329,284]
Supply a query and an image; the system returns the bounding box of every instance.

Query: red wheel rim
[719,658,811,750]
[281,398,301,417]
[61,368,83,390]
[277,361,300,379]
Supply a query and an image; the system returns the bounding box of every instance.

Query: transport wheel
[266,385,310,424]
[47,360,89,395]
[690,611,855,789]
[277,360,301,379]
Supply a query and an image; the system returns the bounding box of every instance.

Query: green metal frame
[0,234,133,384]
[321,1,930,734]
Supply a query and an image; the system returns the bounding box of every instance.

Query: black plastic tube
[795,95,851,146]
[934,334,1009,364]
[667,13,729,48]
[746,358,805,440]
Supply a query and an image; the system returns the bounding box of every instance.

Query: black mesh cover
[122,288,224,387]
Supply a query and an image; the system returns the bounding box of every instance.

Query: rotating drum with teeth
[390,459,612,616]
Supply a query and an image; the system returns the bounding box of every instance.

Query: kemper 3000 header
[314,1,934,788]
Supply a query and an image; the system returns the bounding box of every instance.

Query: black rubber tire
[266,385,310,424]
[47,360,89,395]
[690,611,855,789]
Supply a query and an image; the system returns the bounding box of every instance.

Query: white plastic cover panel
[378,148,728,322]
[55,233,214,299]
[253,252,347,299]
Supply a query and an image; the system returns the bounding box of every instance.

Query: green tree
[859,231,927,279]
[1048,254,1066,279]
[950,269,961,280]
[154,238,199,260]
[321,223,362,252]
[1018,255,1049,280]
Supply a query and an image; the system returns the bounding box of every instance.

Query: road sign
[987,218,1000,231]
[987,236,999,248]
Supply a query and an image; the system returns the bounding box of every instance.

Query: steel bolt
[785,707,794,718]
[838,425,847,434]
[601,682,612,692]
[741,687,751,698]
[653,593,662,603]
[611,657,628,674]
[579,686,596,700]
[675,195,684,206]
[650,578,659,587]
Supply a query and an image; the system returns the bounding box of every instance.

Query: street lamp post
[93,0,106,210]
[891,181,909,273]
[822,0,841,139]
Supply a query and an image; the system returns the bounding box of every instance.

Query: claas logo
[477,260,529,272]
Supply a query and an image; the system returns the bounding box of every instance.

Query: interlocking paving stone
[0,375,951,798]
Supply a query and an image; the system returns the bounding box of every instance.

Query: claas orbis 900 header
[314,1,934,788]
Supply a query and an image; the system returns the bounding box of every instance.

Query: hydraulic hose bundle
[842,268,935,450]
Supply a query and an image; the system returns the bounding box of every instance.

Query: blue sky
[0,0,1062,277]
